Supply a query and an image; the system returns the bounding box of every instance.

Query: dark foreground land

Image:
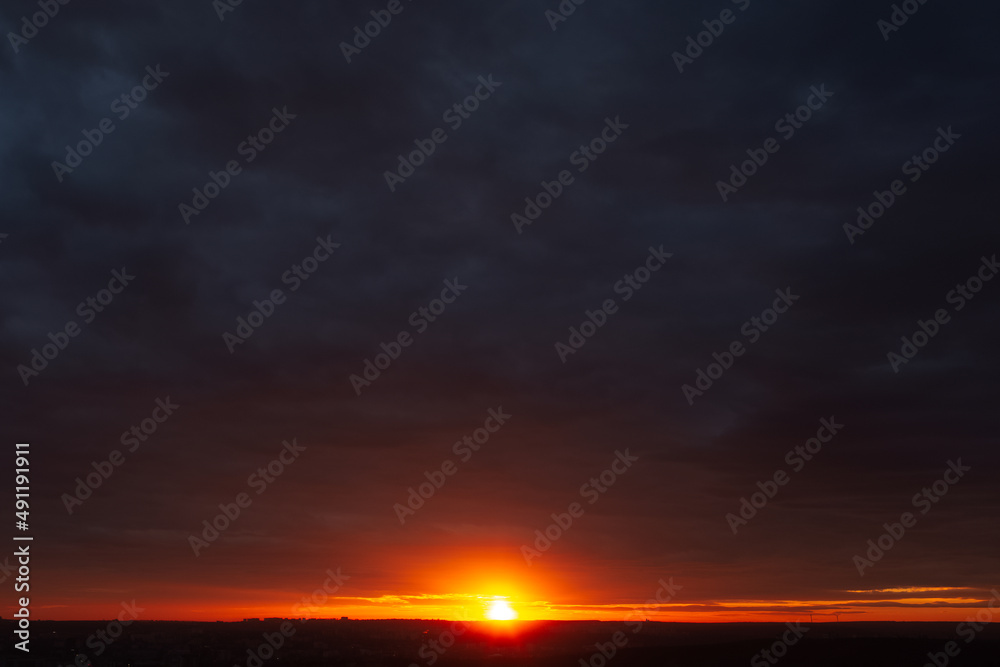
[2,618,999,667]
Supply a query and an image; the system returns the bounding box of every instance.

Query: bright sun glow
[485,598,518,621]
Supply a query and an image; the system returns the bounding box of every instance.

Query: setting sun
[485,598,518,621]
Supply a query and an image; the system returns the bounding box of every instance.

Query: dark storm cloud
[1,0,998,617]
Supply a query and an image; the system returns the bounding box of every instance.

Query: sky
[2,0,999,623]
